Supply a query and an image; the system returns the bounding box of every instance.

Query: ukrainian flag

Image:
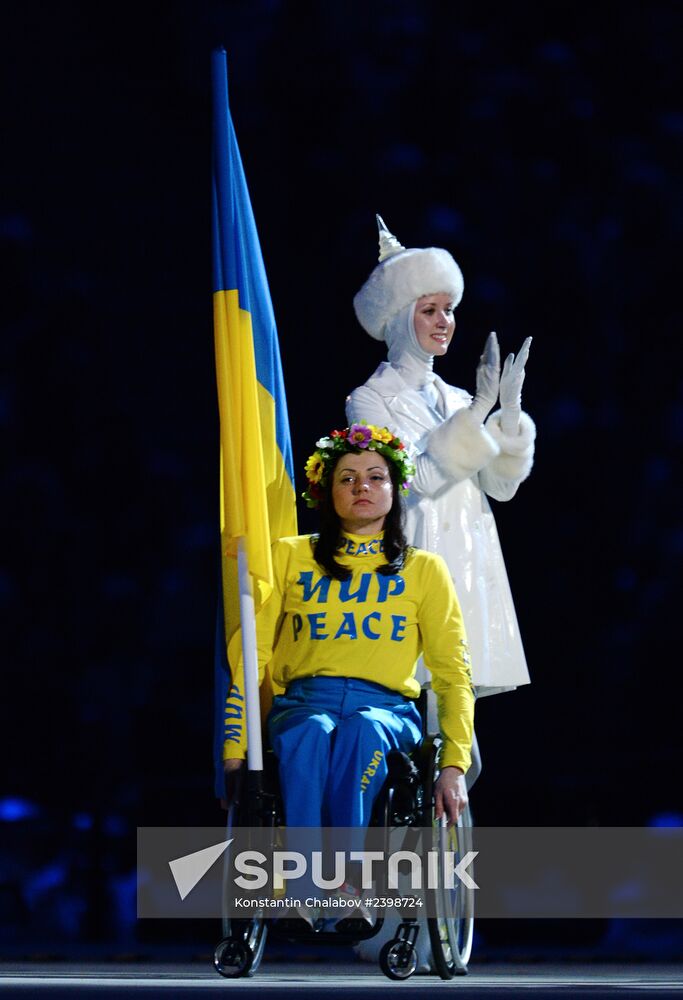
[211,49,297,795]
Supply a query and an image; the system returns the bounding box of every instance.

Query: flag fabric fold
[211,48,297,796]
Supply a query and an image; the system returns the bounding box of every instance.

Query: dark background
[2,0,681,958]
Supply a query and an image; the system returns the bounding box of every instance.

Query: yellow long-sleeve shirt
[224,531,474,770]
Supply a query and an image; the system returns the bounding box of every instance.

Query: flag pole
[237,537,264,773]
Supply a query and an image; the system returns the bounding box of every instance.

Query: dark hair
[312,450,408,580]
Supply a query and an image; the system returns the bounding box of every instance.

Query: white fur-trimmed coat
[346,361,536,696]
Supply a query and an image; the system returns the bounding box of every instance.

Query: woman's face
[331,451,393,536]
[413,292,456,356]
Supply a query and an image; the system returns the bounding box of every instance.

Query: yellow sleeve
[416,553,474,771]
[222,541,289,760]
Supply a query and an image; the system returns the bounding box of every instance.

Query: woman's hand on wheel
[434,766,468,828]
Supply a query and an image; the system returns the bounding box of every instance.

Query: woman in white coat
[347,218,534,971]
[347,217,535,707]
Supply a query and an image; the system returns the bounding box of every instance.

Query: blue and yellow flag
[211,49,297,795]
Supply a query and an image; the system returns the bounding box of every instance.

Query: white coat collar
[363,362,471,433]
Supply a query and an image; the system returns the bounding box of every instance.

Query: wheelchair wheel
[214,934,254,978]
[379,938,418,980]
[215,915,267,978]
[215,797,269,978]
[423,741,474,979]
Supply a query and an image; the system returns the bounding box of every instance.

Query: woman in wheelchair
[223,423,474,845]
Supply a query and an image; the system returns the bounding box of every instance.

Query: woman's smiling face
[413,292,456,356]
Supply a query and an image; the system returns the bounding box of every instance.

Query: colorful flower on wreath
[347,423,373,448]
[368,425,393,445]
[304,451,325,484]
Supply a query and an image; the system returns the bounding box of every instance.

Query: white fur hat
[353,216,465,341]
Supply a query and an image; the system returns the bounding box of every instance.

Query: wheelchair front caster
[213,937,253,978]
[379,938,418,980]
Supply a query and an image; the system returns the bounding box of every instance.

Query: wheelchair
[213,693,475,982]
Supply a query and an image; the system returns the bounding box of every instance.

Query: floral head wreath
[302,423,416,509]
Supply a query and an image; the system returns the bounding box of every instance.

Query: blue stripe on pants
[267,676,422,828]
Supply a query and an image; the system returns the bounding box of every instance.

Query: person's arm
[416,553,475,825]
[222,542,288,769]
[424,332,535,503]
[479,410,536,500]
[479,337,535,501]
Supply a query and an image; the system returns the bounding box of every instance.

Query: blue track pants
[267,676,422,829]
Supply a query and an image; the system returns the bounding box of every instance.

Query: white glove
[469,331,500,424]
[499,336,532,436]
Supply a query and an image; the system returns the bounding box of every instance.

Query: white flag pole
[237,537,264,772]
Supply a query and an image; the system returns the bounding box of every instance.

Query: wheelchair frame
[213,728,474,981]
